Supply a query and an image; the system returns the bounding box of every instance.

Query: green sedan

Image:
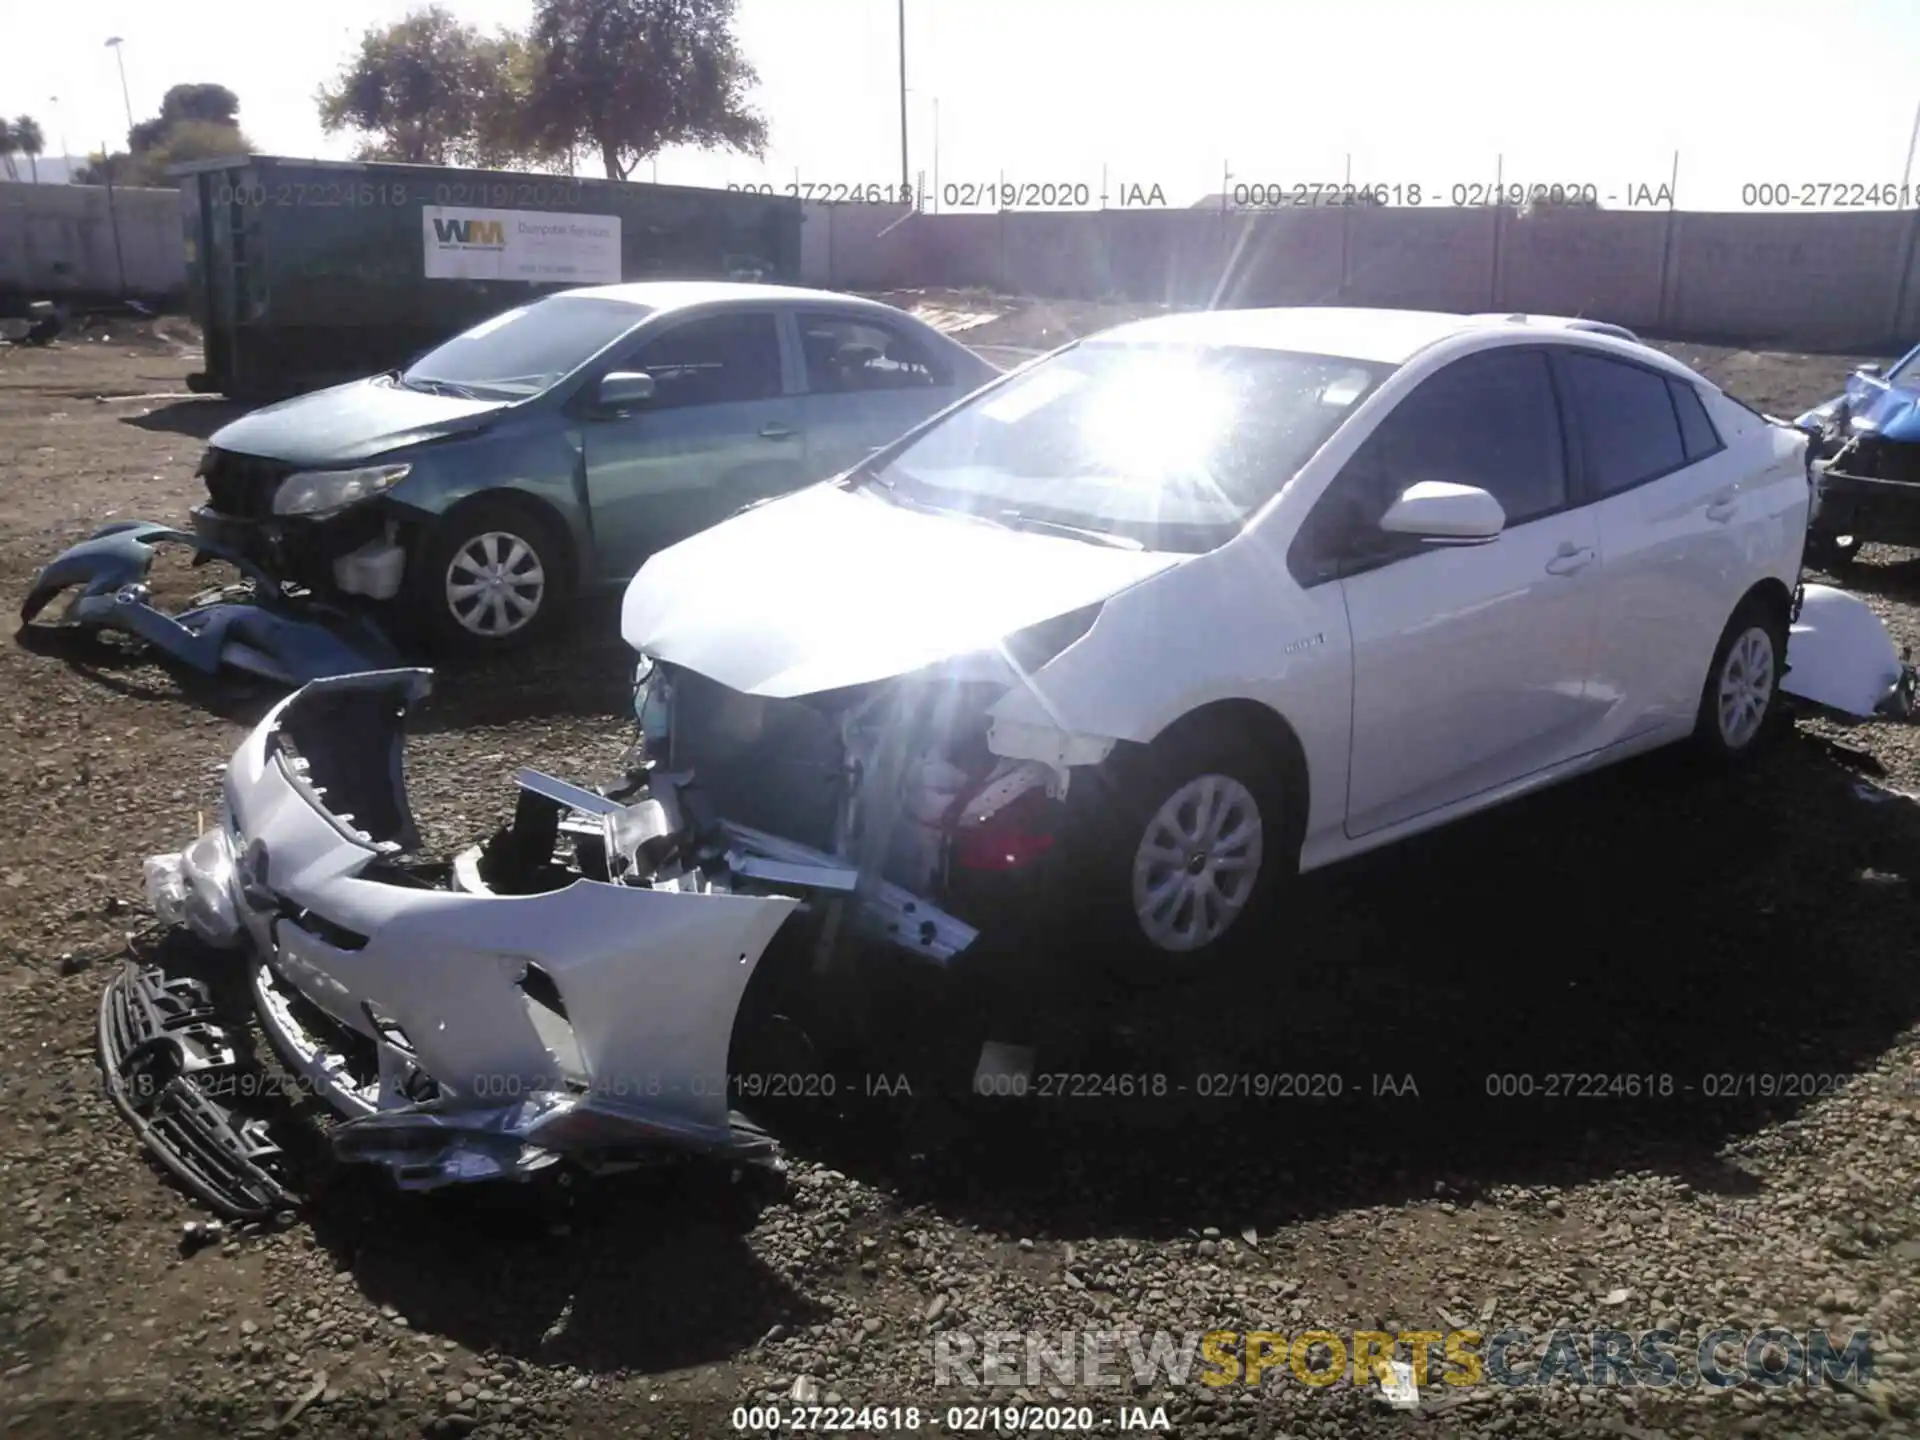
[189,282,999,651]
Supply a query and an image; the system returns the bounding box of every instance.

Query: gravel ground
[2,316,1919,1439]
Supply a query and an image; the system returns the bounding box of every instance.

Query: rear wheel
[1692,597,1788,764]
[409,498,571,656]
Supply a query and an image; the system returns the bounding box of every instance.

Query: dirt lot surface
[3,318,1920,1439]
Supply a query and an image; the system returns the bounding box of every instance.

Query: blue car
[188,283,998,653]
[1794,342,1920,569]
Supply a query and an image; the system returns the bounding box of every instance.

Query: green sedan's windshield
[867,340,1394,552]
[403,295,654,399]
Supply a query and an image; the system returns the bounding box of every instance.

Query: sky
[6,0,1920,211]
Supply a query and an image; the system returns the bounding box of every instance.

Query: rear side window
[1669,379,1722,462]
[1558,352,1687,495]
[799,312,951,392]
[1348,348,1567,525]
[627,312,783,408]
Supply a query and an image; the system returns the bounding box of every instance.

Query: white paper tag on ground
[1379,1358,1419,1410]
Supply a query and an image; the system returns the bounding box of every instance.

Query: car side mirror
[1857,364,1882,378]
[1378,481,1506,544]
[597,371,655,409]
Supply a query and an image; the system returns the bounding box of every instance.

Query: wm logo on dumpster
[432,218,506,246]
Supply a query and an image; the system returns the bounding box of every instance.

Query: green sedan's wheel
[409,498,572,656]
[446,531,546,638]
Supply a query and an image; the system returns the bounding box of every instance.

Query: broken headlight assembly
[271,463,411,519]
[144,823,243,949]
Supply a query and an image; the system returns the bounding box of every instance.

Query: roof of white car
[564,280,884,310]
[1092,306,1640,366]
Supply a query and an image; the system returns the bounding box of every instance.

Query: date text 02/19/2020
[1224,181,1678,210]
[728,1403,1174,1431]
[968,1072,1421,1099]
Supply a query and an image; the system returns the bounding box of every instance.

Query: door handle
[1544,544,1595,576]
[1706,487,1739,523]
[758,423,796,440]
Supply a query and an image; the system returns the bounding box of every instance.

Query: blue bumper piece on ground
[19,520,401,686]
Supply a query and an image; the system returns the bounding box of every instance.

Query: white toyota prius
[622,307,1819,965]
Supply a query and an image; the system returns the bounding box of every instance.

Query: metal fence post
[101,145,128,298]
[1656,151,1680,333]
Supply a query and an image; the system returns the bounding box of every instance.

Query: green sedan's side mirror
[598,371,655,408]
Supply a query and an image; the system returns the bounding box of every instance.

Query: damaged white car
[622,306,1909,968]
[102,307,1916,1221]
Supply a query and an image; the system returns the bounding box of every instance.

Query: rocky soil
[0,320,1917,1438]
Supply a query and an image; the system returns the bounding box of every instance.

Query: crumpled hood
[209,375,510,467]
[1798,370,1920,444]
[621,482,1184,698]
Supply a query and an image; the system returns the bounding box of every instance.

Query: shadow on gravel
[1820,551,1920,606]
[10,623,284,727]
[408,601,634,733]
[120,398,245,441]
[774,722,1920,1242]
[119,937,822,1376]
[299,1165,825,1376]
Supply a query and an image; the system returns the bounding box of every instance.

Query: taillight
[950,786,1058,872]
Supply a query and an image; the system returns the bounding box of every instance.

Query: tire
[1692,596,1788,765]
[408,497,571,656]
[1067,724,1294,972]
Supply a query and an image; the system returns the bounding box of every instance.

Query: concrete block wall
[0,181,184,303]
[9,182,1920,353]
[799,198,1920,353]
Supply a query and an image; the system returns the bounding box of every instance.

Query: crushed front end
[1795,351,1920,561]
[104,667,988,1217]
[629,643,1092,971]
[191,447,413,607]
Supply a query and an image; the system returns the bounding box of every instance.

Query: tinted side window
[798,312,951,393]
[1351,349,1567,525]
[1559,352,1687,495]
[628,312,783,408]
[1669,378,1722,462]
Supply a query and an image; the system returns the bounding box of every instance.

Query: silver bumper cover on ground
[112,668,973,1211]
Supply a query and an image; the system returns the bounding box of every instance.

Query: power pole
[105,37,134,139]
[897,0,909,200]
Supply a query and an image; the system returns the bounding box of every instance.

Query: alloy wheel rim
[1716,626,1775,749]
[446,531,545,637]
[1130,773,1264,953]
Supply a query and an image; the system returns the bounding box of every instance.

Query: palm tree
[13,116,44,182]
[0,120,17,181]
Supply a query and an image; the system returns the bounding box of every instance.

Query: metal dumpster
[173,154,803,401]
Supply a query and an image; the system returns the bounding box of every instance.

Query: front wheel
[1692,599,1787,764]
[409,498,571,655]
[1069,727,1293,969]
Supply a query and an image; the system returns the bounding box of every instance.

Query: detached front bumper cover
[105,667,974,1212]
[20,520,400,686]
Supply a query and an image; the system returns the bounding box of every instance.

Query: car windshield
[866,340,1393,552]
[401,295,654,399]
